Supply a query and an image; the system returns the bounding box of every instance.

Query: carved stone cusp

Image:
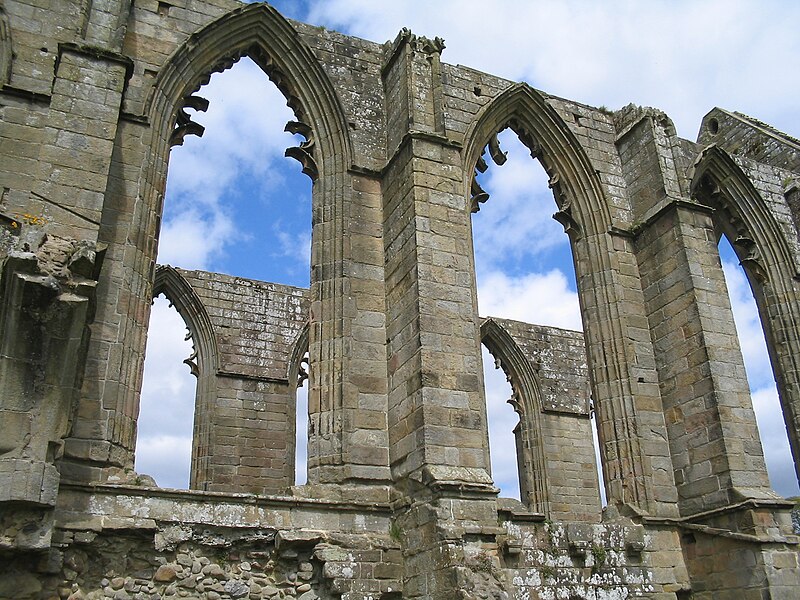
[470,177,489,213]
[553,206,581,238]
[170,95,209,147]
[488,133,507,166]
[297,354,309,389]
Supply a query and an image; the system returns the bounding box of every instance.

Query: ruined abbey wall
[2,1,800,598]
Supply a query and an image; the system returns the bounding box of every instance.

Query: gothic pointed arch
[463,83,676,515]
[115,3,364,484]
[147,2,353,177]
[463,83,613,239]
[691,144,800,281]
[691,145,800,486]
[481,318,548,513]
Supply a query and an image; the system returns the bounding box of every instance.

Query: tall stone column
[619,110,774,516]
[381,29,494,494]
[38,1,138,479]
[381,30,504,598]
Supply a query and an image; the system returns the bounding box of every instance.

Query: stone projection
[1,1,799,598]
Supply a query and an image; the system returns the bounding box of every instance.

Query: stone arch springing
[481,318,548,514]
[463,83,670,514]
[148,265,218,489]
[691,145,800,487]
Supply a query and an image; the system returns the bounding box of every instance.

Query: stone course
[2,0,800,598]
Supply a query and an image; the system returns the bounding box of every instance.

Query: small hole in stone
[637,376,645,383]
[707,118,719,135]
[157,2,171,16]
[40,47,48,53]
[473,86,482,97]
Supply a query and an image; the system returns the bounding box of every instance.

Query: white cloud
[156,208,236,270]
[472,131,570,275]
[158,57,300,273]
[752,387,797,498]
[721,257,773,389]
[307,0,800,139]
[134,435,193,489]
[478,269,582,331]
[274,224,312,268]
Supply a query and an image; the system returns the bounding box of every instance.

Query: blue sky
[136,0,800,500]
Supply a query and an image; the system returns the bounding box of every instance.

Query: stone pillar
[0,231,100,550]
[619,111,774,515]
[381,29,494,492]
[82,0,133,51]
[380,29,502,599]
[306,172,393,486]
[29,44,131,243]
[42,44,139,479]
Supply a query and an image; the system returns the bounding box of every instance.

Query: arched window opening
[718,236,800,498]
[160,56,311,285]
[135,294,196,489]
[482,344,521,501]
[137,57,313,490]
[590,405,607,506]
[471,128,604,512]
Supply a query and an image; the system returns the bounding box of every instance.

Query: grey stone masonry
[1,1,800,598]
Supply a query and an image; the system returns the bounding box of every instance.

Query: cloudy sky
[135,0,800,500]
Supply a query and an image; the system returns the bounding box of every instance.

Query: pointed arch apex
[148,1,353,171]
[691,143,800,279]
[463,79,612,238]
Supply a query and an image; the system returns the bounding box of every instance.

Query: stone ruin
[1,1,800,598]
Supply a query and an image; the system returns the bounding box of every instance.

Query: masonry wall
[2,1,800,598]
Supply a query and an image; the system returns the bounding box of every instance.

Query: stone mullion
[307,177,345,484]
[306,170,391,485]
